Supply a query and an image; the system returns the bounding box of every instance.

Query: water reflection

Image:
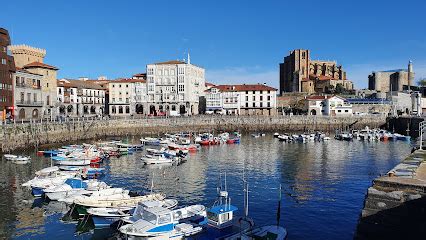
[0,135,411,239]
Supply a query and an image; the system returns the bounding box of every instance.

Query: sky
[1,0,426,89]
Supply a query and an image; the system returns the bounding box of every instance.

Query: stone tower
[408,60,413,89]
[8,44,46,68]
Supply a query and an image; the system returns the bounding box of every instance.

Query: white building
[13,68,44,120]
[305,95,352,116]
[108,78,147,116]
[146,56,205,116]
[57,79,105,117]
[205,84,277,115]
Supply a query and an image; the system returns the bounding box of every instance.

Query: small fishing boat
[121,199,180,224]
[59,187,129,204]
[44,178,109,201]
[3,154,17,160]
[141,154,174,165]
[55,159,91,166]
[90,199,178,228]
[119,204,206,238]
[273,133,280,138]
[12,156,31,164]
[140,137,161,146]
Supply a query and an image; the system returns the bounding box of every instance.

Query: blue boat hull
[92,216,120,228]
[31,187,44,197]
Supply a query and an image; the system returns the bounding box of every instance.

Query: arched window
[125,106,130,114]
[119,106,123,114]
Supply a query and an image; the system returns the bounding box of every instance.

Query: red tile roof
[109,78,146,83]
[306,95,331,100]
[15,67,43,76]
[58,79,104,90]
[23,61,59,70]
[205,82,216,87]
[212,84,277,92]
[132,73,147,78]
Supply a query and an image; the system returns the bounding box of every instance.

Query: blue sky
[1,0,426,89]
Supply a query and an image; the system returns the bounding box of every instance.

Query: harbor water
[0,135,412,239]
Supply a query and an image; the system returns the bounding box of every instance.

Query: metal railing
[419,121,426,150]
[16,101,44,106]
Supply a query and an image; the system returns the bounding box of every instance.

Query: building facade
[146,57,205,116]
[57,79,105,117]
[279,49,353,94]
[368,61,414,93]
[0,28,16,121]
[205,84,277,115]
[305,95,352,116]
[9,45,59,119]
[108,79,147,116]
[13,68,43,120]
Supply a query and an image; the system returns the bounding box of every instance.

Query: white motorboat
[55,159,91,166]
[122,199,180,224]
[13,156,31,164]
[141,154,174,165]
[3,154,17,160]
[59,187,129,204]
[44,178,109,201]
[74,193,165,208]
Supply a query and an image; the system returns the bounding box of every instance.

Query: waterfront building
[8,44,59,119]
[279,49,353,94]
[346,98,391,116]
[305,95,352,116]
[13,68,43,120]
[146,55,206,116]
[57,79,105,117]
[205,84,277,115]
[0,28,16,121]
[108,78,147,116]
[386,91,422,116]
[368,61,414,93]
[85,77,111,115]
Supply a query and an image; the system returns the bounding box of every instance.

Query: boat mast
[150,172,155,194]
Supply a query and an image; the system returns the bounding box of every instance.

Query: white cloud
[206,67,279,88]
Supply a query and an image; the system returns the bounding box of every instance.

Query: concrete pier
[356,150,426,239]
[0,115,386,152]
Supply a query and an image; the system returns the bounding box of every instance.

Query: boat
[141,154,175,165]
[140,137,161,146]
[54,159,91,166]
[73,193,166,215]
[168,143,198,152]
[278,134,289,141]
[3,154,17,160]
[119,204,206,238]
[13,156,31,164]
[59,187,129,204]
[90,199,179,228]
[273,133,280,138]
[44,178,109,201]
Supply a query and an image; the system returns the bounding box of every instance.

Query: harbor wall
[355,150,426,239]
[0,115,386,152]
[385,116,425,138]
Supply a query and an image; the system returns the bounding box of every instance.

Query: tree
[417,78,426,87]
[335,83,345,94]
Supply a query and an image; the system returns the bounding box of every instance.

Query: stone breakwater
[355,150,426,239]
[0,115,386,152]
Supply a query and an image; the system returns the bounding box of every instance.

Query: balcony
[16,101,44,107]
[15,83,41,89]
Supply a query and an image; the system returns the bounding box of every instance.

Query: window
[246,96,248,101]
[267,96,271,101]
[112,84,115,88]
[252,102,255,107]
[1,58,6,65]
[246,91,248,94]
[34,93,37,102]
[178,85,184,92]
[20,92,24,102]
[267,102,270,107]
[126,85,128,88]
[246,102,248,107]
[338,110,341,113]
[345,110,349,112]
[260,96,263,101]
[47,83,49,88]
[47,96,50,105]
[260,102,263,107]
[252,96,255,101]
[302,52,306,59]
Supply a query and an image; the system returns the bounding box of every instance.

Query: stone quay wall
[0,115,386,152]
